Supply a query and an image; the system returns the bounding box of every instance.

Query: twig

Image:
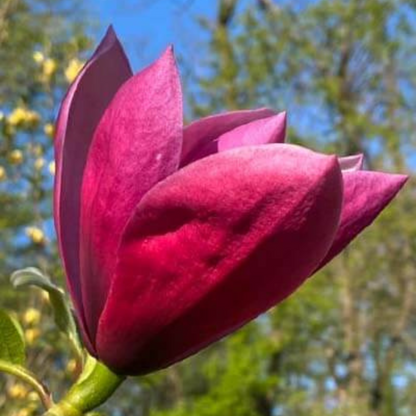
[0,359,53,410]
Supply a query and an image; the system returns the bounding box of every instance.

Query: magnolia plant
[0,27,408,415]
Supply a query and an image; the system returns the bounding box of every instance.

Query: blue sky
[88,1,316,141]
[92,0,216,70]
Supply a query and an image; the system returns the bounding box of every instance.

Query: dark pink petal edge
[54,26,132,350]
[181,108,276,166]
[217,111,287,151]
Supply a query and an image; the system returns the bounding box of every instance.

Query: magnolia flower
[54,27,407,376]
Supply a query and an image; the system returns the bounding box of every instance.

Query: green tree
[0,1,91,414]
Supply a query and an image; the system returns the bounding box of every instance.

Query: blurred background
[0,0,415,415]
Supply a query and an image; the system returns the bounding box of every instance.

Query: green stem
[44,359,125,416]
[0,359,53,409]
[68,337,86,380]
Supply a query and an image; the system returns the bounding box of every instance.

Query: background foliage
[0,1,415,416]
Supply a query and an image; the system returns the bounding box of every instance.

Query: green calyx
[45,357,125,416]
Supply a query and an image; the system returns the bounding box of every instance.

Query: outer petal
[97,144,343,375]
[316,171,408,270]
[181,108,276,166]
[54,27,132,348]
[217,112,287,152]
[338,154,364,171]
[80,47,183,341]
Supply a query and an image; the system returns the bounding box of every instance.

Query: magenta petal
[80,46,183,341]
[96,144,343,375]
[218,112,287,152]
[338,154,364,171]
[53,27,132,349]
[316,171,408,270]
[181,108,276,166]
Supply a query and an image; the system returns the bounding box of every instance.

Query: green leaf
[10,267,83,358]
[11,267,59,292]
[0,309,25,365]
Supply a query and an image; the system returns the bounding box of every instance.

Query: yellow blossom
[48,161,56,175]
[8,108,27,125]
[28,392,39,402]
[9,149,24,165]
[8,383,29,399]
[34,157,45,170]
[25,226,45,244]
[40,290,50,303]
[42,58,57,78]
[25,328,40,344]
[16,410,31,416]
[8,107,39,127]
[33,51,45,64]
[44,123,54,137]
[67,359,77,373]
[23,308,41,326]
[0,166,6,181]
[65,58,84,83]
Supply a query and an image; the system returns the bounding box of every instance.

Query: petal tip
[393,173,409,188]
[106,24,116,37]
[100,25,118,48]
[266,111,287,143]
[276,109,287,126]
[357,153,364,169]
[148,45,179,79]
[95,24,130,72]
[339,153,365,172]
[379,172,409,191]
[161,44,176,62]
[276,110,287,122]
